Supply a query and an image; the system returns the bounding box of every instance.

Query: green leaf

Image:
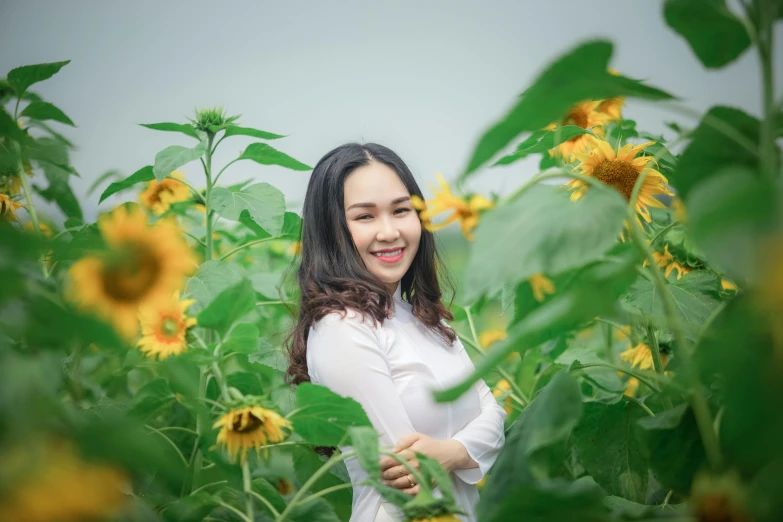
[221,323,260,354]
[663,0,751,69]
[292,446,352,521]
[462,41,673,178]
[99,165,154,203]
[464,183,626,301]
[247,339,288,372]
[140,122,200,139]
[87,169,123,196]
[31,139,82,220]
[624,270,721,341]
[477,371,584,521]
[7,60,70,95]
[0,108,27,141]
[572,399,648,502]
[671,106,762,200]
[196,279,256,335]
[251,478,287,516]
[348,426,382,477]
[183,260,246,314]
[290,383,373,446]
[494,126,592,166]
[128,378,175,420]
[224,125,285,140]
[437,245,641,402]
[485,479,610,522]
[20,101,75,126]
[635,403,707,494]
[555,344,623,393]
[238,142,311,171]
[212,182,286,236]
[241,210,301,240]
[152,140,207,181]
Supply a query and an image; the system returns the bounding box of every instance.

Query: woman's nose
[376,216,400,241]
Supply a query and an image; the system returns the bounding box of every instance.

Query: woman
[285,143,506,522]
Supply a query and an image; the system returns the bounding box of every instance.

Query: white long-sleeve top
[306,285,507,522]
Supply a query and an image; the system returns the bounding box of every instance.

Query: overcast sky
[1,0,780,224]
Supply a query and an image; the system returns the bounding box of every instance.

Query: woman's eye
[356,214,372,220]
[394,208,411,215]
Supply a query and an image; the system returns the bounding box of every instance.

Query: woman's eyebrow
[346,196,411,211]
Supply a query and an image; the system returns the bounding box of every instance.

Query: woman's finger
[402,484,420,496]
[381,464,408,481]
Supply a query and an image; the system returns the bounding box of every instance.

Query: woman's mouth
[371,247,405,263]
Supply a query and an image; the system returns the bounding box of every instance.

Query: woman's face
[343,161,422,293]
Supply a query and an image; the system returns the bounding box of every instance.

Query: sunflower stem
[568,362,663,394]
[12,141,48,277]
[204,133,215,262]
[276,449,357,522]
[753,0,779,182]
[219,236,276,261]
[242,460,255,521]
[191,367,208,493]
[645,323,673,410]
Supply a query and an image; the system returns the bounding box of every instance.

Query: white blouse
[306,285,507,522]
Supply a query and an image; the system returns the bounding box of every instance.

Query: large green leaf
[663,0,750,69]
[224,125,285,140]
[486,479,610,522]
[152,140,207,181]
[494,126,593,166]
[477,371,584,521]
[573,399,648,502]
[7,60,70,95]
[251,478,287,517]
[635,404,707,494]
[99,165,154,203]
[241,210,301,240]
[0,108,27,141]
[220,323,260,355]
[247,339,287,372]
[464,182,626,301]
[20,101,75,126]
[624,270,721,342]
[140,122,200,139]
[238,142,311,171]
[196,279,256,335]
[128,378,175,420]
[462,41,673,177]
[290,383,372,446]
[183,260,246,313]
[292,446,352,521]
[162,492,216,522]
[438,245,641,402]
[211,182,286,236]
[671,106,762,200]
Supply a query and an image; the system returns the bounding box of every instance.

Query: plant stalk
[755,0,778,182]
[645,323,673,410]
[242,460,255,521]
[204,133,215,262]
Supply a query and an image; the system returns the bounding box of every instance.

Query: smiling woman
[285,143,506,522]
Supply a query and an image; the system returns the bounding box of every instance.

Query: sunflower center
[160,317,180,338]
[101,244,163,303]
[564,108,589,129]
[232,412,262,433]
[592,159,638,200]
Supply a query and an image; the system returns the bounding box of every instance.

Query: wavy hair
[284,142,455,387]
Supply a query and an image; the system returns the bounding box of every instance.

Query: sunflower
[479,329,506,348]
[596,69,625,121]
[619,343,667,371]
[529,273,555,302]
[545,101,612,161]
[66,204,196,339]
[0,192,24,222]
[139,171,191,215]
[0,442,128,522]
[565,140,674,224]
[137,293,196,360]
[492,379,513,415]
[23,221,52,237]
[721,278,738,292]
[648,243,691,280]
[410,173,493,241]
[623,376,640,397]
[213,404,292,464]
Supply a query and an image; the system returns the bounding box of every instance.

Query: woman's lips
[371,247,405,263]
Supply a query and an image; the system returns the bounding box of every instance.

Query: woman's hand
[378,432,474,494]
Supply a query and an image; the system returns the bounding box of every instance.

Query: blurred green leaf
[87,169,123,196]
[292,446,352,521]
[129,378,175,420]
[224,125,285,140]
[162,492,216,522]
[7,60,70,95]
[241,210,302,240]
[33,161,82,220]
[99,165,154,203]
[462,40,673,177]
[183,260,245,314]
[494,126,592,166]
[20,101,74,126]
[485,478,610,522]
[635,403,707,494]
[212,182,286,236]
[251,478,287,516]
[140,122,200,139]
[152,140,207,181]
[573,399,648,502]
[664,0,750,69]
[197,279,256,335]
[0,107,27,141]
[221,323,260,355]
[238,142,311,171]
[291,383,373,446]
[247,339,288,372]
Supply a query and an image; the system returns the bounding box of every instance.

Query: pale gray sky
[1,0,780,224]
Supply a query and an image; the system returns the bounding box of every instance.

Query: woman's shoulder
[310,308,381,335]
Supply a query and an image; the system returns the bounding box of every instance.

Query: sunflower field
[1,2,782,521]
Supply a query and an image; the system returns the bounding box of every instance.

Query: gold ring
[407,474,414,488]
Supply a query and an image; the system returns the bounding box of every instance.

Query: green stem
[276,450,357,522]
[204,133,215,262]
[645,323,673,410]
[242,460,255,521]
[296,483,353,506]
[649,220,683,248]
[16,153,47,277]
[256,300,295,308]
[191,480,228,496]
[604,322,614,363]
[213,158,240,186]
[626,395,656,417]
[145,425,190,466]
[219,236,276,261]
[247,490,280,517]
[174,176,206,205]
[216,501,252,522]
[191,367,208,493]
[569,362,662,393]
[211,361,232,402]
[182,230,207,248]
[755,0,778,182]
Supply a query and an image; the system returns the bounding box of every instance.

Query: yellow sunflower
[596,69,625,121]
[410,173,493,241]
[545,101,612,161]
[213,405,292,464]
[492,379,513,415]
[479,329,507,348]
[648,243,691,280]
[529,273,555,302]
[0,442,128,522]
[623,376,640,397]
[619,343,667,371]
[137,293,196,360]
[66,204,196,339]
[0,192,24,222]
[721,278,738,292]
[138,171,191,215]
[565,140,674,224]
